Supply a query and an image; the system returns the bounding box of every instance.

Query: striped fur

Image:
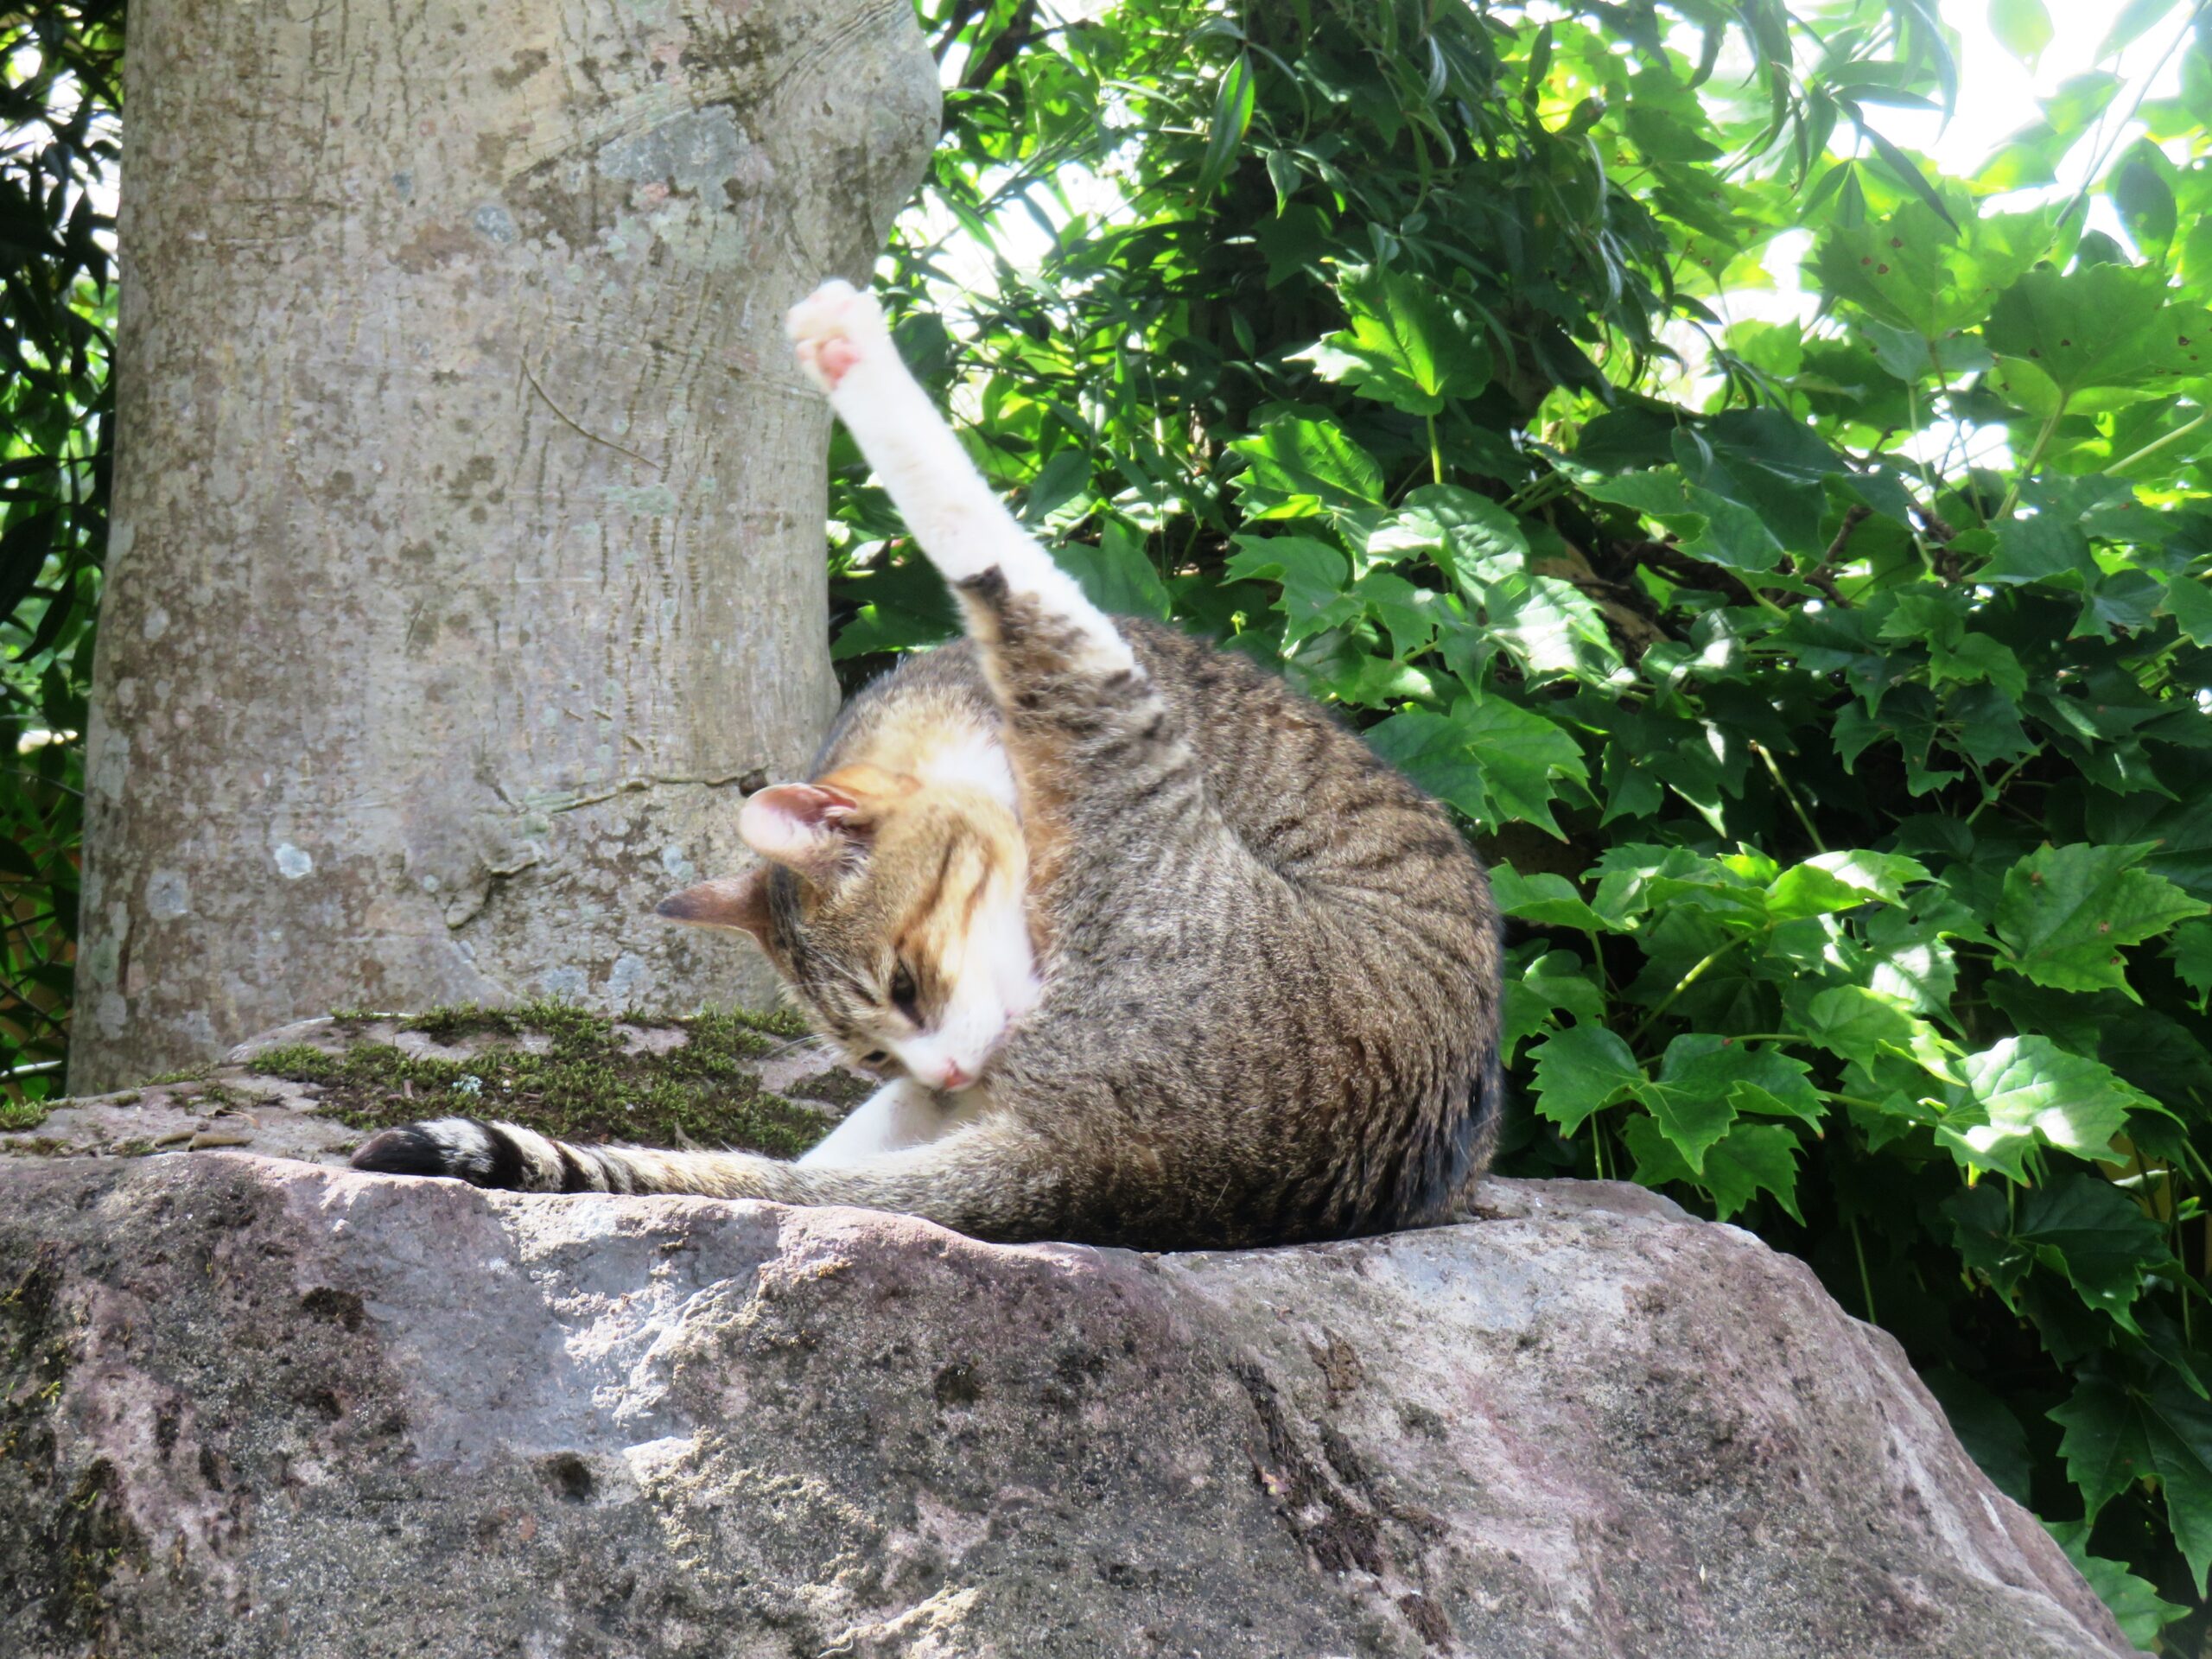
[352,281,1504,1249]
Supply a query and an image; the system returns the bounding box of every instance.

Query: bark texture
[0,1156,2132,1658]
[73,0,939,1090]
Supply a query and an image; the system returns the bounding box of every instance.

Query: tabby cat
[351,280,1504,1249]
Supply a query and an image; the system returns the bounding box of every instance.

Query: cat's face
[659,766,1039,1092]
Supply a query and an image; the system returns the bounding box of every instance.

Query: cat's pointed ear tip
[655,874,770,934]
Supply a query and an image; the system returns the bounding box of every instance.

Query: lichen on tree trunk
[73,0,939,1090]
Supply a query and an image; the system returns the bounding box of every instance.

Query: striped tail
[347,1114,1079,1243]
[348,1116,813,1201]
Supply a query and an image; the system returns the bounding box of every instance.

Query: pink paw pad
[786,280,883,391]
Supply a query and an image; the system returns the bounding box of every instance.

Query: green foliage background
[7,0,2212,1645]
[0,3,117,1113]
[826,0,2212,1645]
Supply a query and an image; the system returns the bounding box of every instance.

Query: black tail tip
[351,1125,461,1180]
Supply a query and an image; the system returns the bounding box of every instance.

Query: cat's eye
[858,1050,888,1067]
[888,962,920,1019]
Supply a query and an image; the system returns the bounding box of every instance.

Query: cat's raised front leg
[785,280,1133,684]
[787,283,1204,851]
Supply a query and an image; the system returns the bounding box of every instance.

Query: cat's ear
[655,869,773,941]
[735,781,868,882]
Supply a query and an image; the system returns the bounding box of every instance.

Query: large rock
[0,1155,2125,1658]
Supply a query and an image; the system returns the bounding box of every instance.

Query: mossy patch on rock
[247,1002,839,1159]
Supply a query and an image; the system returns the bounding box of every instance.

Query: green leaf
[1501,950,1607,1065]
[1812,202,2044,339]
[1983,515,2101,588]
[1929,633,2028,702]
[1480,571,1620,683]
[1224,534,1362,646]
[2171,918,2212,1011]
[1624,1116,1802,1221]
[1352,570,1440,658]
[2113,141,2180,260]
[1054,520,1173,620]
[1197,53,1256,196]
[1529,1024,1642,1135]
[1291,265,1491,416]
[1765,851,1931,920]
[1228,409,1386,510]
[1491,867,1616,932]
[1947,1174,2171,1329]
[1987,0,2054,69]
[1368,484,1529,589]
[2160,574,2212,645]
[1995,842,2211,999]
[1365,697,1589,836]
[2100,0,2183,60]
[1626,1036,1761,1173]
[1862,904,1964,1016]
[2043,1518,2190,1650]
[1803,984,1958,1079]
[1938,1037,2147,1178]
[1986,264,2212,398]
[2052,1367,2212,1596]
[829,554,959,658]
[1575,466,1786,575]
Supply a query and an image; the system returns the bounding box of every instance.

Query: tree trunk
[71,0,938,1091]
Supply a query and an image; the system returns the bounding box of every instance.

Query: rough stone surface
[0,1156,2128,1657]
[75,0,941,1090]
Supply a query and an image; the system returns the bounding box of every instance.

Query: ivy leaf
[1055,520,1173,620]
[1224,534,1363,646]
[1929,633,2028,701]
[1982,515,2101,588]
[1861,905,1965,1016]
[2052,1367,2212,1596]
[1491,867,1617,932]
[1652,1033,1824,1129]
[1626,1035,1772,1173]
[1765,850,1931,920]
[1529,1024,1642,1134]
[1350,570,1439,658]
[1500,950,1607,1065]
[2160,574,2212,645]
[1365,696,1589,836]
[1292,265,1492,416]
[1480,570,1620,683]
[1811,201,2043,339]
[1937,1036,2147,1178]
[2042,1519,2190,1650]
[1576,466,1786,575]
[1986,264,2212,398]
[1947,1175,2171,1330]
[2171,918,2212,1011]
[1803,984,1959,1079]
[1228,408,1387,511]
[1995,842,2211,999]
[1624,1116,1803,1221]
[829,552,959,658]
[1369,485,1528,589]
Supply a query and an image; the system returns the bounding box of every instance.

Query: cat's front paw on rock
[787,278,889,391]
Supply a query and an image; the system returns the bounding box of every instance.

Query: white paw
[786,278,890,392]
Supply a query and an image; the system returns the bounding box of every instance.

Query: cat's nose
[938,1062,972,1090]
